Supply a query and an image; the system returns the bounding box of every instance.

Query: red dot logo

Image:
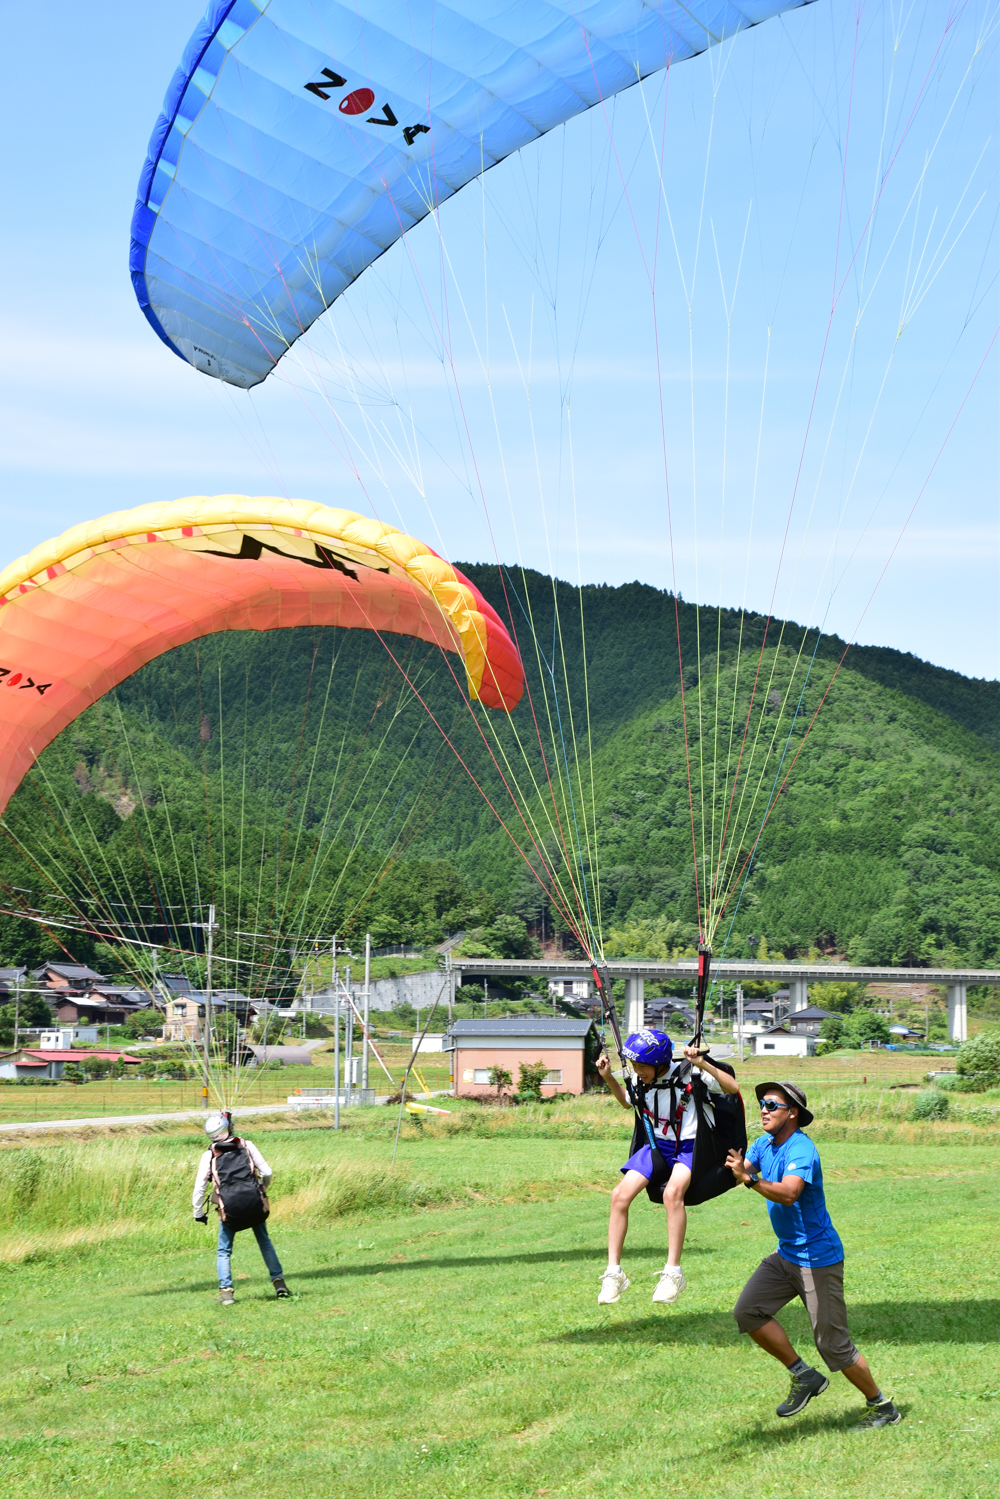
[340,88,375,116]
[7,673,22,686]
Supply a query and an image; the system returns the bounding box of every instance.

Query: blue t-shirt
[745,1130,844,1267]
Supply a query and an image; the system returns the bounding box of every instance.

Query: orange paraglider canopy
[0,495,523,816]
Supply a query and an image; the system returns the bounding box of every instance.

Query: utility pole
[362,932,371,1093]
[13,968,21,1053]
[484,977,489,1020]
[345,964,353,1106]
[202,905,217,1104]
[736,983,745,1064]
[332,934,340,1129]
[445,950,453,1023]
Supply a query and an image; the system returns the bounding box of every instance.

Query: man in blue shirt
[726,1081,901,1430]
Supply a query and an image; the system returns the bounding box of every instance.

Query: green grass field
[0,1096,998,1498]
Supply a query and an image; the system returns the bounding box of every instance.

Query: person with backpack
[726,1081,901,1429]
[192,1111,290,1305]
[595,1028,741,1306]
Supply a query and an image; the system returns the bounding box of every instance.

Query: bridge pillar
[788,976,809,1013]
[624,975,645,1035]
[947,983,967,1044]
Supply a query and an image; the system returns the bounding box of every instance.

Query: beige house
[448,1018,594,1097]
[163,997,205,1042]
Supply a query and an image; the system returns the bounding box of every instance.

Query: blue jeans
[217,1220,283,1288]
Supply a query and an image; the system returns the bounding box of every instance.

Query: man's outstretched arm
[726,1147,805,1204]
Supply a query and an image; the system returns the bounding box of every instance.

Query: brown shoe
[217,1287,235,1305]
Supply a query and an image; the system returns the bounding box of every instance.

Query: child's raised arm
[595,1051,632,1110]
[683,1045,740,1095]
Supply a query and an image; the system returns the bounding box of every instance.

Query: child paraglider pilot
[596,1028,741,1306]
[193,1111,290,1305]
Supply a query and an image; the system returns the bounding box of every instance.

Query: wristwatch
[744,1171,761,1188]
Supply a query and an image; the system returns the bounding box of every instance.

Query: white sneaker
[597,1267,630,1304]
[652,1266,687,1304]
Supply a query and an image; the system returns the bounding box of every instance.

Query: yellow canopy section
[0,495,523,815]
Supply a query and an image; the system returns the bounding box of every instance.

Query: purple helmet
[622,1029,673,1068]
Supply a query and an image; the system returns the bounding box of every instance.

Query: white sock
[606,1263,621,1272]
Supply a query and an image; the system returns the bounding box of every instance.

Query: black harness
[591,960,747,1209]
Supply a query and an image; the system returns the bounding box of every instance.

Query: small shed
[752,1026,811,1058]
[448,1018,594,1097]
[245,1045,313,1067]
[0,1048,141,1079]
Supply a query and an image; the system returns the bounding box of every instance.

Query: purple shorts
[621,1138,694,1180]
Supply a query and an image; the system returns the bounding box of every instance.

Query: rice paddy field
[0,1074,998,1498]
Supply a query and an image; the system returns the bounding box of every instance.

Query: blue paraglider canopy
[131,0,815,388]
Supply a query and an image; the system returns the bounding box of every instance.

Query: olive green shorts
[733,1252,860,1372]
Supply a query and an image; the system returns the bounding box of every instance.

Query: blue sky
[2,2,997,679]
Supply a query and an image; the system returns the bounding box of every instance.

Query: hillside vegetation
[0,568,997,975]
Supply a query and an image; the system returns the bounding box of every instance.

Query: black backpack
[629,1058,747,1207]
[210,1137,270,1230]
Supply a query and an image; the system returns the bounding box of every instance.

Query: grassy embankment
[0,1089,997,1498]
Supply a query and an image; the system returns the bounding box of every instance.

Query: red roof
[23,1049,142,1062]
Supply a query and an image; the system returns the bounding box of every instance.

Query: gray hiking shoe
[854,1399,902,1430]
[272,1277,290,1299]
[776,1365,829,1417]
[217,1287,235,1306]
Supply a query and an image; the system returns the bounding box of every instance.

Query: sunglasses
[759,1099,791,1113]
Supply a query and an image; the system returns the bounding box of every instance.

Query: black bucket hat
[755,1080,814,1128]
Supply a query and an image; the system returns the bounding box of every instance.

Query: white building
[752,1025,812,1058]
[547,975,592,1000]
[39,1027,98,1049]
[412,1033,447,1053]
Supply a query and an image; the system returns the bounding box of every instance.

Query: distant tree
[818,1014,846,1044]
[847,1010,890,1046]
[956,1031,1000,1089]
[484,914,541,961]
[124,1008,165,1039]
[488,1065,512,1101]
[248,1014,287,1045]
[810,982,862,1015]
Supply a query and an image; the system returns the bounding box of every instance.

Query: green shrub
[61,1063,85,1085]
[910,1089,950,1120]
[932,1073,965,1092]
[517,1061,549,1101]
[488,1065,513,1098]
[956,1031,1000,1089]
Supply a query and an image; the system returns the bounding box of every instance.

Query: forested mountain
[1,566,997,976]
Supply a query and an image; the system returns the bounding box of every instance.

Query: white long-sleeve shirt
[192,1138,273,1218]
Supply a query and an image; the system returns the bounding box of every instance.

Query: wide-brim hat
[755,1080,814,1128]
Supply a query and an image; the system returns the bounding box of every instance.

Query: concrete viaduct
[450,959,1000,1044]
